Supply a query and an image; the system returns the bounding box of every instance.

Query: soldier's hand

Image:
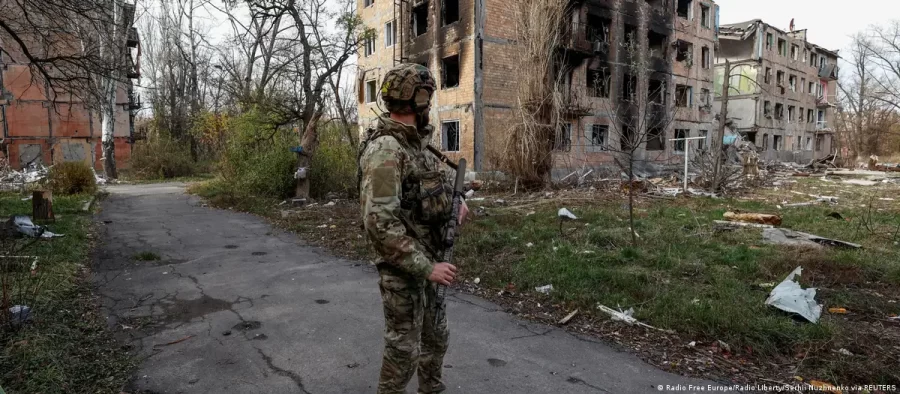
[428,263,457,286]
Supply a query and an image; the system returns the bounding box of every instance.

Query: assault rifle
[432,150,466,327]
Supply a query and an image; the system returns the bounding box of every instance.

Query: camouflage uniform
[359,64,453,394]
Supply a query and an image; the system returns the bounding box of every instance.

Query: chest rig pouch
[402,168,452,225]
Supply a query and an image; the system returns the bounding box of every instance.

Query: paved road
[94,183,716,394]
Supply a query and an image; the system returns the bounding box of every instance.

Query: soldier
[358,63,469,394]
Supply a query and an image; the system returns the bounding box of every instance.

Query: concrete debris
[762,228,862,249]
[724,211,783,226]
[765,266,822,323]
[535,284,553,294]
[0,163,48,191]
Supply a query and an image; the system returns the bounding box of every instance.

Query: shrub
[309,125,358,199]
[48,162,97,195]
[219,111,296,199]
[131,134,198,179]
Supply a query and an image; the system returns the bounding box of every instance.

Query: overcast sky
[715,0,894,55]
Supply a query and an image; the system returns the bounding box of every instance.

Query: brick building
[357,0,719,173]
[0,3,140,171]
[714,19,838,163]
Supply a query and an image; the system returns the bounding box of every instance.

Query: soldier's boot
[417,282,449,394]
[378,269,425,394]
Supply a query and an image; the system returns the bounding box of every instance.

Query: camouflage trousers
[377,264,449,394]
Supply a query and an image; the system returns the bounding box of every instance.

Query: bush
[131,134,199,179]
[219,111,296,199]
[48,162,97,195]
[309,125,358,199]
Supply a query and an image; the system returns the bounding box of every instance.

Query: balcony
[556,85,592,118]
[816,121,831,131]
[126,27,139,48]
[818,63,838,81]
[561,22,609,60]
[126,54,140,79]
[816,94,836,108]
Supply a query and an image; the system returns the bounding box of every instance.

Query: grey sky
[715,0,894,54]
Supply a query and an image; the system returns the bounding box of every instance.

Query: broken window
[762,134,769,150]
[441,120,460,151]
[807,109,814,123]
[586,67,610,98]
[621,124,635,150]
[698,130,708,150]
[791,45,799,60]
[776,70,785,87]
[806,137,812,150]
[675,85,691,107]
[385,20,396,47]
[766,33,773,50]
[365,80,378,103]
[700,88,711,107]
[700,4,710,28]
[591,125,608,148]
[675,40,693,66]
[816,135,824,151]
[787,105,795,121]
[674,129,688,152]
[624,24,638,49]
[364,37,375,57]
[648,31,667,59]
[803,48,809,62]
[774,103,784,119]
[764,100,772,117]
[701,46,710,69]
[441,54,460,89]
[789,75,797,92]
[799,107,805,122]
[646,128,664,151]
[648,79,666,105]
[677,0,691,19]
[809,53,817,67]
[800,77,806,93]
[555,123,572,152]
[774,135,783,150]
[587,14,611,45]
[777,38,786,56]
[808,81,815,95]
[622,73,637,102]
[442,0,459,25]
[412,2,429,37]
[764,67,772,84]
[365,0,374,7]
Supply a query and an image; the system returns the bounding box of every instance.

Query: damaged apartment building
[0,3,141,171]
[715,20,838,163]
[357,0,719,173]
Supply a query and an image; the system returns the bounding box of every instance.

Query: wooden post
[32,190,54,222]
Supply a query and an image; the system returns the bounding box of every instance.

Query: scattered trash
[765,266,822,323]
[525,242,534,248]
[558,208,578,220]
[597,305,674,333]
[464,189,475,199]
[723,211,783,226]
[827,307,848,314]
[688,341,696,347]
[324,201,335,207]
[836,348,853,356]
[880,197,895,201]
[8,305,32,326]
[473,277,480,285]
[469,197,485,202]
[495,199,507,205]
[316,224,328,228]
[762,228,861,249]
[525,211,535,217]
[6,216,64,238]
[535,285,553,294]
[581,250,594,254]
[691,299,700,305]
[558,309,579,325]
[716,340,732,353]
[713,220,773,230]
[843,179,878,186]
[757,282,776,288]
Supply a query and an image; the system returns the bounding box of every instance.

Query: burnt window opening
[674,129,688,152]
[648,31,667,58]
[646,128,664,151]
[441,54,460,89]
[764,100,772,117]
[365,80,378,103]
[675,84,691,107]
[591,125,608,148]
[675,40,693,66]
[677,0,691,19]
[412,2,429,37]
[364,0,374,7]
[624,24,638,49]
[442,0,459,26]
[587,67,610,98]
[554,123,572,152]
[441,120,460,151]
[622,73,638,102]
[587,14,611,55]
[774,103,784,119]
[648,79,666,105]
[700,4,710,28]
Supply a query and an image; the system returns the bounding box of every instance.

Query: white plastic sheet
[765,266,822,323]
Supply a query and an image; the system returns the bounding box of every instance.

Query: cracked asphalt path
[94,183,715,394]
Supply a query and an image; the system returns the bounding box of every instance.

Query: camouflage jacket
[359,116,453,279]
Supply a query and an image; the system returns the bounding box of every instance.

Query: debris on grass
[324,201,335,207]
[843,179,878,186]
[558,309,578,325]
[827,307,848,314]
[836,348,853,356]
[713,220,774,230]
[723,211,783,226]
[597,305,674,334]
[535,284,553,294]
[765,266,822,323]
[8,305,32,326]
[473,277,480,285]
[558,208,578,220]
[6,215,64,238]
[762,228,862,249]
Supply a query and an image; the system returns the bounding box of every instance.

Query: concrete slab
[94,183,719,394]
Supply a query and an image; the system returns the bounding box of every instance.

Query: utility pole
[712,59,731,192]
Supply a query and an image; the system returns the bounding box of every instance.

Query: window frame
[441,120,461,152]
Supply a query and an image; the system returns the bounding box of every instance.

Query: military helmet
[380,63,436,114]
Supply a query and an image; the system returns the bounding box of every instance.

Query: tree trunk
[712,60,731,192]
[294,112,323,198]
[628,157,636,245]
[32,190,54,222]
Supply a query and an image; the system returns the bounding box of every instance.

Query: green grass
[455,180,900,384]
[0,192,135,393]
[133,251,161,261]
